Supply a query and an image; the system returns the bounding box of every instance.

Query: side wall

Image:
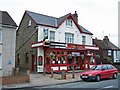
[16,13,37,71]
[2,26,16,75]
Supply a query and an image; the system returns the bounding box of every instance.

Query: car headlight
[88,74,94,76]
[88,74,92,76]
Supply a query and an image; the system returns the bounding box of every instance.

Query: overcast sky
[0,0,119,46]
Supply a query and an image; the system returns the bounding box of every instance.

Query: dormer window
[66,19,72,27]
[28,20,31,27]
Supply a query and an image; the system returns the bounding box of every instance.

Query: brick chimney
[103,36,109,44]
[73,11,78,23]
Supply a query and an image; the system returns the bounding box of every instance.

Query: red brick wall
[1,74,30,85]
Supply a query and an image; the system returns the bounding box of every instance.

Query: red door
[32,55,35,72]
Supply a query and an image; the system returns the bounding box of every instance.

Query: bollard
[64,70,66,79]
[43,67,46,76]
[50,69,54,78]
[61,69,66,79]
[72,68,75,78]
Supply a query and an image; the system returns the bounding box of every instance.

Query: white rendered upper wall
[37,19,93,45]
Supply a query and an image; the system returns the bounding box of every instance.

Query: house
[118,1,120,61]
[93,36,120,65]
[16,10,99,73]
[0,11,17,77]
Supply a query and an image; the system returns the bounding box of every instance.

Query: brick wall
[1,69,30,85]
[16,13,37,71]
[1,74,30,85]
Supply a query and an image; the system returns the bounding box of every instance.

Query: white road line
[95,86,114,90]
[103,85,114,88]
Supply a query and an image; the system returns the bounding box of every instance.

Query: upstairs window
[108,50,112,56]
[82,36,86,45]
[66,19,73,27]
[50,31,55,41]
[27,20,32,27]
[65,33,74,43]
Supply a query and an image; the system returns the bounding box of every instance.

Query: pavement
[2,71,83,89]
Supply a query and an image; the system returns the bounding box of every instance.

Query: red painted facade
[32,41,99,72]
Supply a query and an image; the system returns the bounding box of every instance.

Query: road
[3,75,120,90]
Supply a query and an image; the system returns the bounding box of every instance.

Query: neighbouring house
[118,1,120,62]
[93,36,120,65]
[16,10,99,73]
[0,11,17,77]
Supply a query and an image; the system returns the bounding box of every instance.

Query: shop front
[32,41,99,73]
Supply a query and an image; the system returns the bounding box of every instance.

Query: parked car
[80,64,118,82]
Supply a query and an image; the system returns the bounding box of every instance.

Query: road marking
[103,85,114,88]
[95,86,114,90]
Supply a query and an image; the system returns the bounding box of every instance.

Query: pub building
[30,11,99,73]
[16,10,99,73]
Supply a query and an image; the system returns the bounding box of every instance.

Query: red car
[80,64,118,82]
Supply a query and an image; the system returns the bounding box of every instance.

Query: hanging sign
[43,29,48,39]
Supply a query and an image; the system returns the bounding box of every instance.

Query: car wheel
[96,75,100,82]
[113,73,117,79]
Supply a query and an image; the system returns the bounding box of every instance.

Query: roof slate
[93,39,120,50]
[26,11,57,27]
[79,25,92,35]
[0,11,17,27]
[26,10,92,35]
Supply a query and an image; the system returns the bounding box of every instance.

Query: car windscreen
[90,65,102,70]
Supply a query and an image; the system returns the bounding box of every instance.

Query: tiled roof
[27,11,57,27]
[26,11,92,35]
[79,25,92,35]
[93,39,120,50]
[0,11,17,27]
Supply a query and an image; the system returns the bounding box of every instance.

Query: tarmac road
[3,75,119,90]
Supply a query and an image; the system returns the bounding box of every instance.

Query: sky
[0,0,119,46]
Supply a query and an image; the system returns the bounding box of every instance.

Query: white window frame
[65,33,74,43]
[108,50,112,56]
[28,20,32,27]
[82,36,86,45]
[66,19,73,27]
[50,31,55,42]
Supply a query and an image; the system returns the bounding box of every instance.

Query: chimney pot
[104,36,108,39]
[103,35,109,43]
[73,11,78,23]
